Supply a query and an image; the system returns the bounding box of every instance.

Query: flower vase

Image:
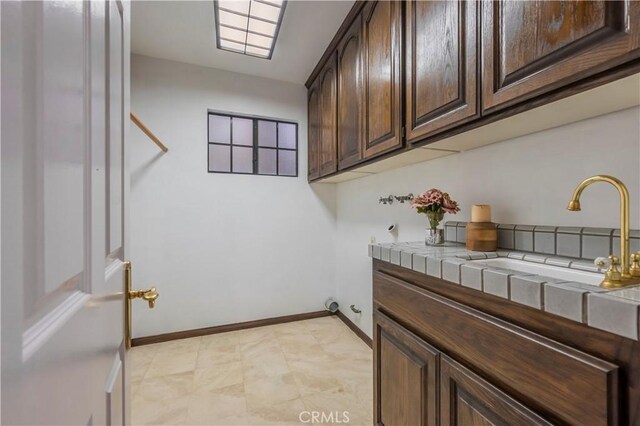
[425,212,445,246]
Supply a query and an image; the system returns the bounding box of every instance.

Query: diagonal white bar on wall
[214,0,287,59]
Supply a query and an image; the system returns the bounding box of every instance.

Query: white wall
[131,53,639,340]
[130,55,337,337]
[335,107,640,338]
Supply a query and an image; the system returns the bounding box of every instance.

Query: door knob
[129,287,159,309]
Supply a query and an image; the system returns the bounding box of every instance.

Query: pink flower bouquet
[411,188,460,229]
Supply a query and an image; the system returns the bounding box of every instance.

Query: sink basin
[470,258,603,286]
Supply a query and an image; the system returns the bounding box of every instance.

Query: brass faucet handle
[609,255,620,267]
[630,253,640,277]
[605,255,622,282]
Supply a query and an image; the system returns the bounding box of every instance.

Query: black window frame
[207,111,298,177]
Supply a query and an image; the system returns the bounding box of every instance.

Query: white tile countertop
[369,241,640,341]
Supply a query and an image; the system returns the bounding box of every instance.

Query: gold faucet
[567,175,640,288]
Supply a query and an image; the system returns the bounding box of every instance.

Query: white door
[1,1,131,424]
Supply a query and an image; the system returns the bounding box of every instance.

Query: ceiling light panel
[214,0,287,60]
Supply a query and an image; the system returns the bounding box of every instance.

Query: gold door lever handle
[129,287,159,309]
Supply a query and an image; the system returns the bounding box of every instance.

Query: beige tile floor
[130,316,373,425]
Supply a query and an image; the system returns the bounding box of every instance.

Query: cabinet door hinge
[401,126,406,138]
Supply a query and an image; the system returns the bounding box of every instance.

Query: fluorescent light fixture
[214,0,287,59]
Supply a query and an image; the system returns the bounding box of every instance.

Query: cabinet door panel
[307,84,320,181]
[319,55,338,176]
[482,0,640,112]
[441,355,551,426]
[337,15,363,170]
[406,0,478,142]
[362,1,402,159]
[374,312,438,426]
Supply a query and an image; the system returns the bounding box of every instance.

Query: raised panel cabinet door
[319,53,338,176]
[440,355,552,426]
[406,0,478,143]
[362,0,403,160]
[307,83,321,181]
[337,14,364,170]
[482,0,640,112]
[374,312,439,426]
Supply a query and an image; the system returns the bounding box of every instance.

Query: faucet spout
[567,175,631,281]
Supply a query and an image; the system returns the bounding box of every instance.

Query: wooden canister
[466,222,498,252]
[471,205,492,223]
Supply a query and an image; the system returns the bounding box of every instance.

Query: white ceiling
[131,0,354,85]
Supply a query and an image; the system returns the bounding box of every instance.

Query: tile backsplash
[445,221,640,260]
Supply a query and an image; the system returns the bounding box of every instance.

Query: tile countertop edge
[368,242,640,341]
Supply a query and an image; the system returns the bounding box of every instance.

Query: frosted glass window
[208,112,296,177]
[209,115,230,143]
[278,150,296,176]
[278,122,296,149]
[258,120,277,147]
[232,117,253,146]
[209,145,231,172]
[258,148,277,175]
[233,147,254,173]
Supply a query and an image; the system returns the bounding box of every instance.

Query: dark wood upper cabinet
[482,0,640,112]
[406,0,478,143]
[306,0,640,181]
[375,312,439,426]
[337,14,364,170]
[362,1,403,160]
[319,53,338,176]
[440,356,551,426]
[307,83,320,181]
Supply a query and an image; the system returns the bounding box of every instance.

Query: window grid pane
[258,147,277,175]
[278,149,296,176]
[258,120,277,147]
[208,144,231,172]
[209,115,230,143]
[233,146,254,173]
[208,113,297,177]
[232,117,253,146]
[278,122,296,149]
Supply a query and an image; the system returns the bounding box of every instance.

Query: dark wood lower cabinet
[372,259,639,425]
[375,312,439,426]
[440,356,550,426]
